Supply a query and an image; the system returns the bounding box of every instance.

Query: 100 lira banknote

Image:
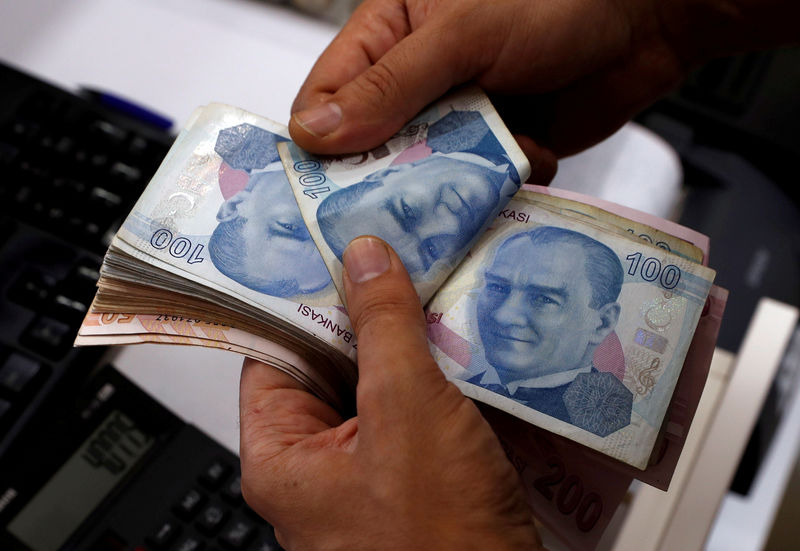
[279,86,531,305]
[106,104,357,360]
[424,195,716,469]
[87,94,715,471]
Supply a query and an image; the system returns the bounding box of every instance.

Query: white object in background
[660,299,798,551]
[112,344,243,455]
[0,0,337,127]
[706,322,800,551]
[551,123,683,221]
[605,348,736,551]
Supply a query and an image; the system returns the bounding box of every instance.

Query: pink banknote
[523,184,711,265]
[482,405,633,551]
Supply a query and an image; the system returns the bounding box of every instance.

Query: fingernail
[293,102,342,137]
[343,237,390,283]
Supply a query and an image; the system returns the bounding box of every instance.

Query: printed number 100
[293,160,330,199]
[625,252,681,289]
[150,229,204,264]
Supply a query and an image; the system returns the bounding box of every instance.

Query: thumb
[290,25,462,154]
[342,236,448,409]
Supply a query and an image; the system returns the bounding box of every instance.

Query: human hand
[289,0,795,177]
[239,236,543,550]
[288,0,692,173]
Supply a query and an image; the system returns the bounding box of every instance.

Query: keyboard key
[252,533,282,551]
[219,519,256,550]
[89,187,123,209]
[7,269,56,310]
[50,293,88,324]
[173,536,205,551]
[50,261,100,321]
[220,475,243,506]
[195,503,229,536]
[198,459,232,490]
[21,316,73,359]
[89,119,128,146]
[109,161,141,183]
[145,519,181,550]
[173,488,207,521]
[0,353,41,393]
[7,118,42,144]
[127,135,151,157]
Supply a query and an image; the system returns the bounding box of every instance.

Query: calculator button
[144,519,181,550]
[173,536,206,551]
[173,488,207,521]
[198,459,232,490]
[195,504,229,536]
[218,519,256,550]
[0,353,41,393]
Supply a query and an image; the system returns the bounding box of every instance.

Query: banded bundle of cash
[76,87,727,551]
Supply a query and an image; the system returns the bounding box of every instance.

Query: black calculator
[0,364,282,551]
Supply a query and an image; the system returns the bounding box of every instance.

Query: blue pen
[80,87,173,131]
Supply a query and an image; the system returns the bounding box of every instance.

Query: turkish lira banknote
[279,86,531,305]
[424,194,716,469]
[97,104,358,373]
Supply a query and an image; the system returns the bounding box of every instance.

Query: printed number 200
[532,456,603,532]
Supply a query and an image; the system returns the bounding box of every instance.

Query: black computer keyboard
[0,63,284,551]
[0,61,174,456]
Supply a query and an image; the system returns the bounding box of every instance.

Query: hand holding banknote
[239,236,544,550]
[289,0,798,163]
[78,97,727,550]
[289,0,688,160]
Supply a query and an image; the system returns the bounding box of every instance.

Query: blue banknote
[279,86,531,305]
[425,192,716,469]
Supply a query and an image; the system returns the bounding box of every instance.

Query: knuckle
[351,292,424,336]
[353,61,405,109]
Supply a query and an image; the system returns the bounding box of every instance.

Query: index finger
[291,0,412,113]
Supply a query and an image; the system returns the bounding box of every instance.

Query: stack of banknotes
[76,87,728,551]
